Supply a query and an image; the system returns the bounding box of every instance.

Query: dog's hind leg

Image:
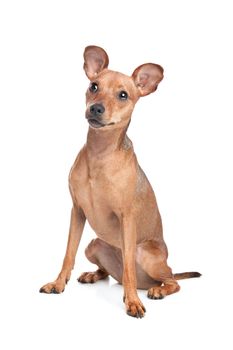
[78,238,123,284]
[77,238,165,291]
[136,240,180,299]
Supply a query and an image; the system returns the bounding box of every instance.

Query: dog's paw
[39,280,66,294]
[78,269,108,284]
[125,298,146,318]
[147,286,165,299]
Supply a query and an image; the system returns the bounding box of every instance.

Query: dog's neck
[86,122,130,158]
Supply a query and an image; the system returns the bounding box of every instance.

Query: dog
[40,45,201,318]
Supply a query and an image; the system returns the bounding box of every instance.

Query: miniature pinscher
[40,45,201,318]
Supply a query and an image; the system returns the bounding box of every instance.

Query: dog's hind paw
[77,269,108,284]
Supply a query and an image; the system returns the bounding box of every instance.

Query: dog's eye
[89,82,98,93]
[118,91,128,100]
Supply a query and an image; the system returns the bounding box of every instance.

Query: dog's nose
[90,103,105,117]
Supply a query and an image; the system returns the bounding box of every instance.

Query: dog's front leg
[121,213,146,318]
[40,205,86,294]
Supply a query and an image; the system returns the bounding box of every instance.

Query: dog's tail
[174,271,202,280]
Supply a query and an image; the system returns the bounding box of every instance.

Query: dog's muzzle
[86,103,105,128]
[86,103,114,129]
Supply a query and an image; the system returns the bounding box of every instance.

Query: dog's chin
[88,118,105,129]
[87,118,115,129]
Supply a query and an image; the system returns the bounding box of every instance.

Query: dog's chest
[71,159,117,211]
[69,157,118,240]
[69,150,136,246]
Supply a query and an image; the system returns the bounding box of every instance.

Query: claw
[127,309,145,318]
[148,293,164,300]
[125,298,146,318]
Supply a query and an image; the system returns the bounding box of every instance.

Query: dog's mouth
[88,118,105,128]
[87,118,115,129]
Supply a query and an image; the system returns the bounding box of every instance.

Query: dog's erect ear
[83,46,109,79]
[132,63,164,96]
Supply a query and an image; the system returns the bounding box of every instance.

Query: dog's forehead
[97,70,137,93]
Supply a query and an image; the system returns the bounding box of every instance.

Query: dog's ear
[132,63,164,96]
[83,46,109,79]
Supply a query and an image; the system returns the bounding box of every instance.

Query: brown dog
[40,45,201,318]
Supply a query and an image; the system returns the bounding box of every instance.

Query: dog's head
[83,46,164,129]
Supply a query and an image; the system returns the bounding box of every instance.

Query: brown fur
[40,46,201,318]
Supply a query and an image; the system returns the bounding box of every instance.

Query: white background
[0,0,232,349]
